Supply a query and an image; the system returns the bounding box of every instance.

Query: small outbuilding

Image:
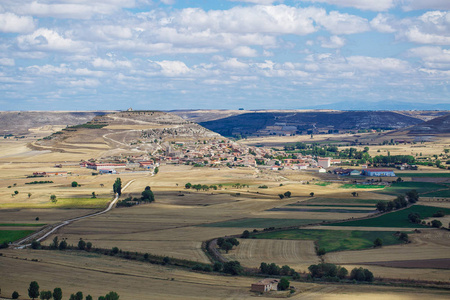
[251,278,279,293]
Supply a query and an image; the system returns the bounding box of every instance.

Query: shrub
[71,181,78,187]
[278,277,290,291]
[431,219,442,228]
[213,261,223,272]
[12,291,19,299]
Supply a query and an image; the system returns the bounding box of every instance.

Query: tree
[337,266,348,279]
[154,167,159,175]
[399,232,409,242]
[141,187,155,202]
[112,247,119,255]
[104,292,119,300]
[351,192,357,197]
[113,178,122,196]
[50,195,57,204]
[58,239,67,250]
[376,201,386,212]
[217,237,225,247]
[12,291,19,299]
[28,192,32,198]
[86,296,93,300]
[278,194,285,199]
[431,219,442,228]
[78,239,86,250]
[40,291,52,300]
[71,181,78,187]
[28,281,40,300]
[406,190,419,204]
[374,238,383,247]
[223,261,243,275]
[310,192,314,197]
[213,261,223,272]
[221,242,233,253]
[185,183,192,189]
[408,212,421,224]
[241,230,250,238]
[31,239,41,249]
[284,191,291,198]
[91,192,96,198]
[53,287,62,300]
[14,190,19,195]
[277,277,290,291]
[86,242,92,251]
[51,236,59,249]
[75,292,83,300]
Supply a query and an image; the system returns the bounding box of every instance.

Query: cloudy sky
[0,0,449,111]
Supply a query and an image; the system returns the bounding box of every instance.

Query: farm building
[317,157,331,168]
[87,163,127,171]
[361,169,396,177]
[333,168,360,176]
[251,278,279,293]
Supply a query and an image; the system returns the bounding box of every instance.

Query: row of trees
[308,263,374,282]
[116,186,155,207]
[217,237,239,253]
[185,182,224,191]
[16,281,118,300]
[376,190,419,212]
[259,262,299,278]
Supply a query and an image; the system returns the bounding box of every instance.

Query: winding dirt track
[13,180,135,248]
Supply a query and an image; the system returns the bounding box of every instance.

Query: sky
[0,0,449,111]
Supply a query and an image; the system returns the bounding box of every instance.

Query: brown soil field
[223,239,320,271]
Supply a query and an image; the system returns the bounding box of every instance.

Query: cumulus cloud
[318,35,346,48]
[0,12,35,33]
[407,46,450,69]
[17,28,90,53]
[92,57,132,69]
[370,14,396,33]
[299,0,395,11]
[153,60,191,76]
[232,46,258,57]
[228,0,279,4]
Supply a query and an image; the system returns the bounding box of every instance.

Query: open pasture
[329,205,450,228]
[380,181,448,196]
[0,230,35,243]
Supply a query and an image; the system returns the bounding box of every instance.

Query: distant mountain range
[302,101,450,111]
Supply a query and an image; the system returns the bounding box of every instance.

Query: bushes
[308,263,348,281]
[260,262,295,276]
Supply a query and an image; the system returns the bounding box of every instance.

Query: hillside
[199,111,424,137]
[33,110,222,158]
[0,111,111,135]
[406,113,450,135]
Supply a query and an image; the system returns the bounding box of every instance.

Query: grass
[287,203,375,208]
[268,208,374,213]
[0,230,35,244]
[198,218,325,228]
[0,223,46,227]
[252,229,407,252]
[421,189,450,198]
[397,173,450,178]
[315,182,332,186]
[341,184,385,189]
[380,182,447,195]
[328,205,450,228]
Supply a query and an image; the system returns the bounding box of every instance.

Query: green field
[315,182,332,186]
[288,203,375,208]
[0,230,35,244]
[252,229,407,252]
[328,205,450,228]
[269,208,374,213]
[198,218,325,228]
[302,198,386,205]
[341,184,385,189]
[422,189,450,198]
[380,182,447,195]
[397,173,450,178]
[0,223,46,227]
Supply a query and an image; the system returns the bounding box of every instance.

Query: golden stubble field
[1,131,450,298]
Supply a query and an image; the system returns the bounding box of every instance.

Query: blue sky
[0,0,449,111]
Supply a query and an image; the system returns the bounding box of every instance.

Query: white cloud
[69,78,100,87]
[17,28,90,53]
[4,0,141,19]
[299,0,395,11]
[221,58,249,70]
[407,46,450,69]
[228,0,279,4]
[232,46,258,57]
[92,58,132,69]
[315,11,370,35]
[0,12,35,33]
[370,14,396,33]
[153,60,191,76]
[0,58,15,66]
[401,0,450,11]
[318,35,346,48]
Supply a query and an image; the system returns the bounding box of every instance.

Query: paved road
[14,179,135,248]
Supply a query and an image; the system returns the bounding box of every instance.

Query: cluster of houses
[74,140,396,177]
